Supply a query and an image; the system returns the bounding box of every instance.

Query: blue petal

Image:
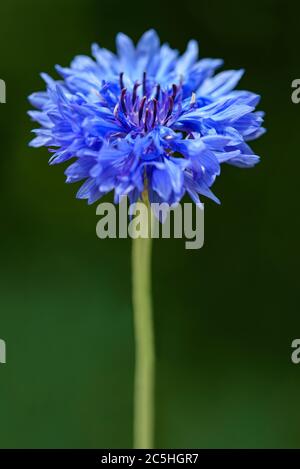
[176,40,199,75]
[198,69,244,98]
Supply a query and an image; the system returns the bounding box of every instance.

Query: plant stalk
[132,200,155,448]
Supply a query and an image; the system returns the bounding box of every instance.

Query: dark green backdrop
[0,0,299,448]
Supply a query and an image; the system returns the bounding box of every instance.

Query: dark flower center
[114,72,182,134]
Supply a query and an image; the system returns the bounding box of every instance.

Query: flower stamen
[143,72,147,97]
[155,84,161,101]
[164,96,174,123]
[172,84,178,101]
[120,88,127,115]
[132,82,140,105]
[139,96,147,124]
[119,72,125,90]
[152,99,158,127]
[144,108,150,132]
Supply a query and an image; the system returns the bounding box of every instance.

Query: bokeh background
[0,0,299,449]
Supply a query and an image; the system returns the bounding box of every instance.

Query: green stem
[132,202,155,449]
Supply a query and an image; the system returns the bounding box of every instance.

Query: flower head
[28,30,265,206]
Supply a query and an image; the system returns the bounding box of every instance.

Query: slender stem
[132,202,155,449]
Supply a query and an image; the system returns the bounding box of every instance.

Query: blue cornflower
[28,30,265,206]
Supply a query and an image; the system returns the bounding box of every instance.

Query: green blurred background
[0,0,299,449]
